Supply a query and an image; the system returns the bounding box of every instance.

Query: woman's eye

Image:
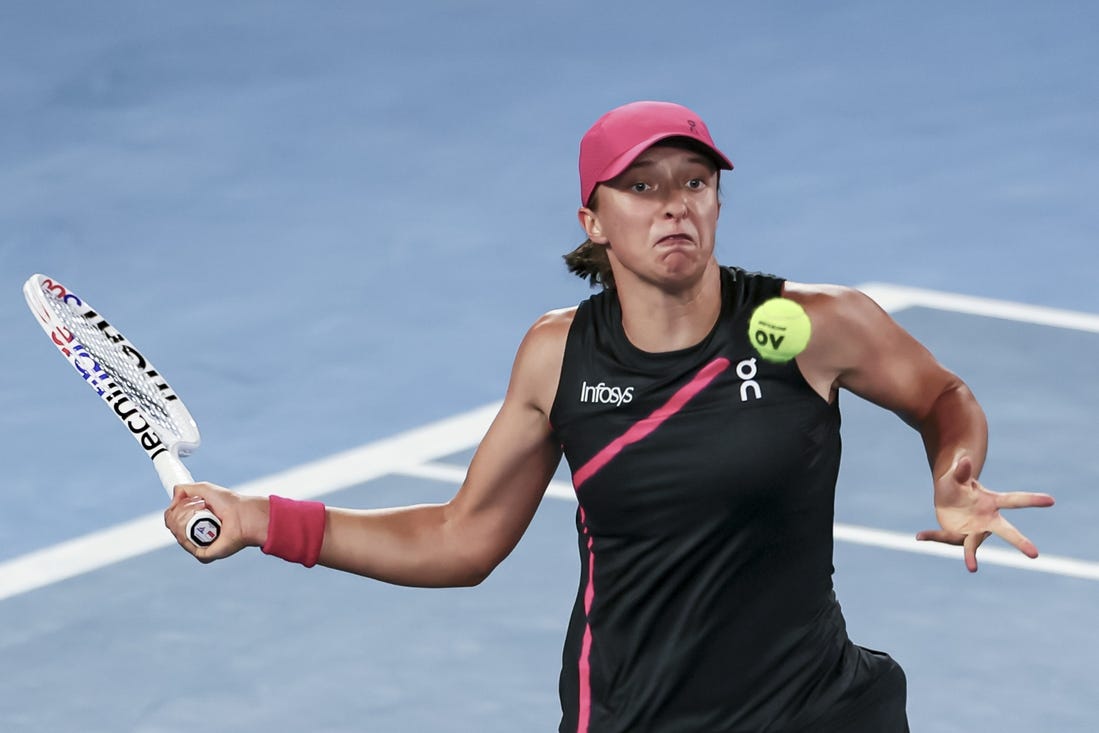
[630,182,651,193]
[686,178,705,189]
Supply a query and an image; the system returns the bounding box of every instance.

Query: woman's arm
[165,308,574,586]
[786,283,1053,570]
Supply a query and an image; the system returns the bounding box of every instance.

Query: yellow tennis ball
[748,297,812,362]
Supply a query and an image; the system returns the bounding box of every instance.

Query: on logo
[736,358,761,401]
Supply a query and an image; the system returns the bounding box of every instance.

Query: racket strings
[46,297,187,443]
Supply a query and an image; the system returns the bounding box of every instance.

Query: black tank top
[549,266,902,732]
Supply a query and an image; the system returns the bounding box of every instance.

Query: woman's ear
[578,207,607,244]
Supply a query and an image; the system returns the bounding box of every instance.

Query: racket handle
[155,451,221,548]
[155,452,195,496]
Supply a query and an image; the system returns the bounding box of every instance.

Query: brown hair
[563,189,615,290]
[563,237,614,290]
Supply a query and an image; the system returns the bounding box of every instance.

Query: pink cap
[578,100,733,205]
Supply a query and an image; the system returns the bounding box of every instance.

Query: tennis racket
[23,273,220,547]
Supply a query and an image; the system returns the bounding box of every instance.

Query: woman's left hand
[916,455,1055,572]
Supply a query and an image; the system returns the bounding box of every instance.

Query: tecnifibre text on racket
[23,273,219,547]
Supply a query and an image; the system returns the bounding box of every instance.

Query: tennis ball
[748,297,812,362]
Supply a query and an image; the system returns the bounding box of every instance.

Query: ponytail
[563,238,614,290]
[563,188,614,290]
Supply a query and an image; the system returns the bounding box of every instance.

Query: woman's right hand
[164,482,268,562]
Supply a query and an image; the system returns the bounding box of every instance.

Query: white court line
[398,461,1099,582]
[0,402,500,602]
[2,283,1097,601]
[859,282,1099,332]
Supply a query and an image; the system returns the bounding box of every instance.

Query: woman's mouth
[656,233,695,246]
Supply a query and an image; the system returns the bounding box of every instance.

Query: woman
[166,100,1054,732]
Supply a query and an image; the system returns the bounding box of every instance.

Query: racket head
[22,273,201,458]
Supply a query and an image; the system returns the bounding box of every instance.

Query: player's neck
[615,264,722,353]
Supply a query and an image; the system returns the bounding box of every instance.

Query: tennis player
[166,100,1054,732]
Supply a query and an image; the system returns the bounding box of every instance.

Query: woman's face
[579,144,720,291]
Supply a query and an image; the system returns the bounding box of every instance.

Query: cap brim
[595,133,734,188]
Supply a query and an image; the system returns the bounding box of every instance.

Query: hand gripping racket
[23,273,220,547]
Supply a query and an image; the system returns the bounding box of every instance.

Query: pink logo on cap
[578,101,733,205]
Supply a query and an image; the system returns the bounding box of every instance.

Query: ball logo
[580,380,634,407]
[753,329,786,351]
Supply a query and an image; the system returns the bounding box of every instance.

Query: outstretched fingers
[996,491,1055,510]
[963,531,991,573]
[916,528,964,546]
[917,512,1044,572]
[985,491,1053,565]
[989,513,1040,559]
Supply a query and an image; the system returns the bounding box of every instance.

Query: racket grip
[186,509,221,547]
[155,452,195,497]
[155,452,221,547]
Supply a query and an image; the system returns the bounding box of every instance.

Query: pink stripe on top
[573,357,730,489]
[577,508,596,733]
[571,356,730,732]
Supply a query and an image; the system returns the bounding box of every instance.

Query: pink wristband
[261,495,327,567]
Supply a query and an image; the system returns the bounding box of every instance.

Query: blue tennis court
[2,3,1096,731]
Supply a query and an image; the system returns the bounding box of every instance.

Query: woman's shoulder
[516,307,577,373]
[510,307,577,415]
[781,281,883,324]
[529,306,578,337]
[781,280,912,396]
